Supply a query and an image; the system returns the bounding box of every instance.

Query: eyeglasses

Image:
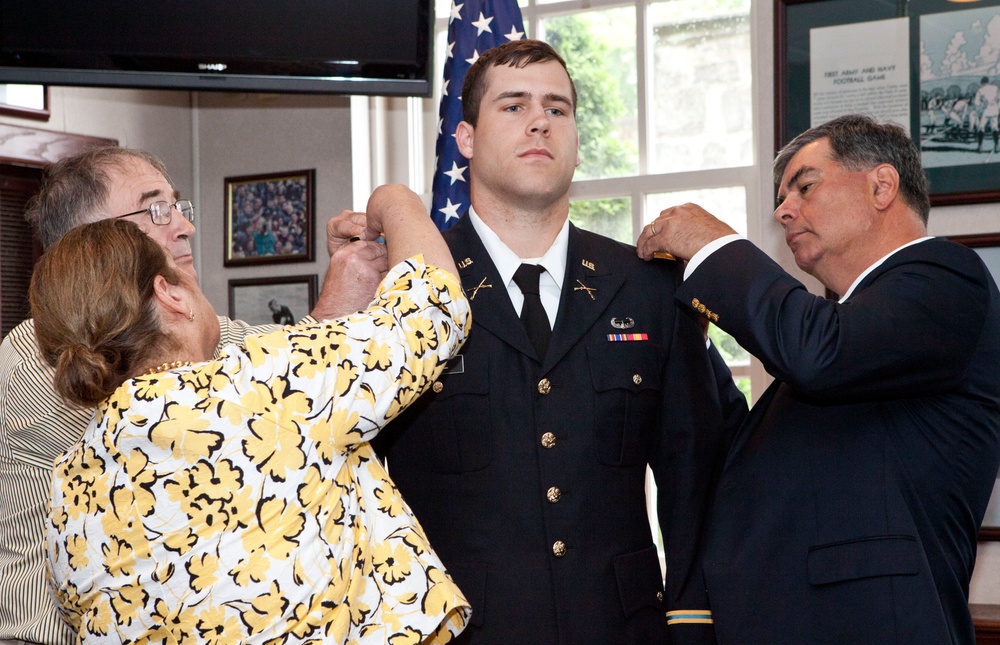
[114,199,194,226]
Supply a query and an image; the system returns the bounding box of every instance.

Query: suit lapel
[445,215,536,356]
[543,225,625,371]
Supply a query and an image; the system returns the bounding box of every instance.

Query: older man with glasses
[0,145,386,645]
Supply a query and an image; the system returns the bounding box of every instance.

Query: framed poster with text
[777,0,1000,205]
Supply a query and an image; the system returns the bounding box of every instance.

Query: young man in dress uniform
[371,39,745,645]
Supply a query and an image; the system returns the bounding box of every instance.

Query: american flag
[430,0,525,231]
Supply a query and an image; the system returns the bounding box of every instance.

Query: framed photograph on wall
[951,232,1000,541]
[224,169,315,267]
[776,0,1000,206]
[228,274,317,327]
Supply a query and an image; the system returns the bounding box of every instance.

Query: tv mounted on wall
[0,1,434,97]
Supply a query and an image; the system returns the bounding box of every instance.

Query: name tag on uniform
[443,354,465,374]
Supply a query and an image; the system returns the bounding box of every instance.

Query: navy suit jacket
[374,215,742,645]
[679,238,1000,644]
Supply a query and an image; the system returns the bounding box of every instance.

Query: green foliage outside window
[543,12,638,181]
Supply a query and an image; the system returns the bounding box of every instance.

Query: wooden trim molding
[0,123,115,168]
[972,604,1000,645]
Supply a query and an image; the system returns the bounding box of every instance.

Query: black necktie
[512,263,550,358]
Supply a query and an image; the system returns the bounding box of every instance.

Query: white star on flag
[472,12,494,35]
[505,25,524,41]
[443,161,468,185]
[439,198,464,222]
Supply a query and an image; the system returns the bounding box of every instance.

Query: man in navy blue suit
[639,113,1000,644]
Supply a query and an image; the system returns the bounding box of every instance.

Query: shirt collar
[468,206,569,289]
[839,236,933,302]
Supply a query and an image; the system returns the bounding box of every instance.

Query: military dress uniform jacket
[373,216,740,645]
[680,239,1000,644]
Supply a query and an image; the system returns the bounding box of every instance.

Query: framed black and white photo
[777,0,1000,206]
[228,275,317,327]
[951,232,1000,540]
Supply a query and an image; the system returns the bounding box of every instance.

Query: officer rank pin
[466,276,492,300]
[573,280,597,300]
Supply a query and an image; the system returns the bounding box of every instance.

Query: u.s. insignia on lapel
[458,257,473,269]
[582,259,595,271]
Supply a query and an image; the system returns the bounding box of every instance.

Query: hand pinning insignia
[466,276,492,300]
[574,280,597,300]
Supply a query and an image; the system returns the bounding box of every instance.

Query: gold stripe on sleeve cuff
[665,609,713,624]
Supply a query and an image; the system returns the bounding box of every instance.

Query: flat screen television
[0,1,434,97]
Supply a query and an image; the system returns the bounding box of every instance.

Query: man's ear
[152,275,190,321]
[870,164,900,211]
[455,121,475,160]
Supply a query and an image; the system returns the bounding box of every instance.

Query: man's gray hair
[773,114,930,224]
[25,145,174,248]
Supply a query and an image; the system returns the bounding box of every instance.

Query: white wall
[191,92,353,312]
[1,86,194,204]
[0,86,354,316]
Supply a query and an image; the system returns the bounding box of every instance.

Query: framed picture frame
[224,169,315,267]
[0,84,49,121]
[951,232,1000,541]
[228,274,317,327]
[776,0,1000,206]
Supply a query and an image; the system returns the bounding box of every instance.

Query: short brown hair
[25,145,174,248]
[30,218,180,407]
[461,39,577,127]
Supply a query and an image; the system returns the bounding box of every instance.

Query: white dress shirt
[685,234,933,303]
[468,206,568,328]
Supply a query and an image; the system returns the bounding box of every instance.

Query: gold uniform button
[541,432,557,448]
[552,540,567,557]
[538,378,552,395]
[632,374,642,385]
[546,486,561,503]
[432,381,444,393]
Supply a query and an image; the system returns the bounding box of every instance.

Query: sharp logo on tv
[198,63,228,73]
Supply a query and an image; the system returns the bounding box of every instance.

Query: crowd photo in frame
[224,169,315,266]
[228,275,317,327]
[776,0,1000,206]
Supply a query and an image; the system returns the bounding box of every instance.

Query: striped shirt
[0,316,276,644]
